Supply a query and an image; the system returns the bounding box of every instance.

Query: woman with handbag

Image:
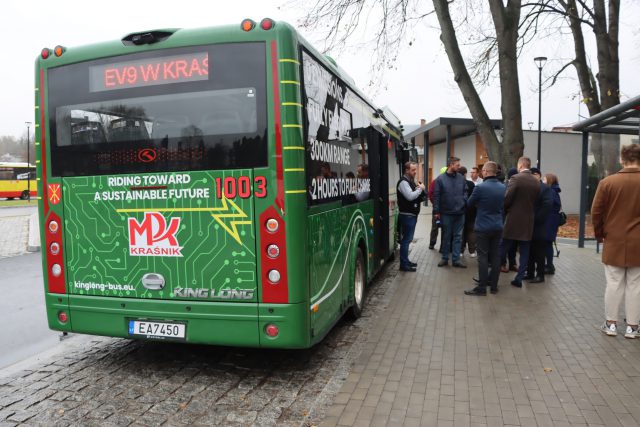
[542,173,562,274]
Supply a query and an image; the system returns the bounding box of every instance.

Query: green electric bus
[36,19,405,348]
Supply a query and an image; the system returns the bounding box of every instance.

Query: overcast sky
[1,0,639,139]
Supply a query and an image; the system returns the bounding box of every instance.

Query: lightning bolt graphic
[116,196,252,245]
[210,196,252,245]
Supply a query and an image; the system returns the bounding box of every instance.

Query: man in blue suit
[464,161,506,295]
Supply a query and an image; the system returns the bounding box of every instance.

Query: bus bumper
[46,294,310,348]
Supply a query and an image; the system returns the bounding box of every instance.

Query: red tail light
[265,218,279,233]
[266,244,280,259]
[265,324,279,337]
[260,18,275,30]
[45,210,66,294]
[58,311,68,323]
[259,206,288,303]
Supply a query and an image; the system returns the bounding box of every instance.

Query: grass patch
[0,198,40,207]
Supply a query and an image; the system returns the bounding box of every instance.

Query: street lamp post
[25,121,32,201]
[534,56,547,169]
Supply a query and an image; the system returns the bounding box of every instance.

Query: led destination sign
[89,52,209,92]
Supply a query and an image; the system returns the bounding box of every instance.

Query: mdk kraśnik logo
[128,212,183,256]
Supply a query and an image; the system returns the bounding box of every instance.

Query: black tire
[6,197,14,201]
[20,190,29,200]
[349,248,365,319]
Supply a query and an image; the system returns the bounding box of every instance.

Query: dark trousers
[500,239,518,267]
[399,214,418,268]
[545,241,555,268]
[429,209,439,248]
[461,221,476,254]
[476,230,502,290]
[527,239,547,278]
[441,214,465,263]
[501,239,531,282]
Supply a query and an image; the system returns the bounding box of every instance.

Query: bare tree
[296,0,527,167]
[523,0,622,178]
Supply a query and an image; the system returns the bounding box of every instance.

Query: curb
[27,212,41,252]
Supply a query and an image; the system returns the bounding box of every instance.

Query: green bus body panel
[62,170,257,302]
[45,293,309,348]
[308,202,374,339]
[36,21,399,348]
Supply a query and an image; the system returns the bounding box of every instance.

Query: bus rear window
[47,43,267,177]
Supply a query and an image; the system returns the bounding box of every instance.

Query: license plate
[128,320,186,340]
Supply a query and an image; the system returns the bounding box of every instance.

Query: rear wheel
[349,249,365,319]
[20,190,29,200]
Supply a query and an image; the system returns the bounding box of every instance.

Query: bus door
[367,127,390,268]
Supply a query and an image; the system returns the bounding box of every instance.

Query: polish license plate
[128,320,186,340]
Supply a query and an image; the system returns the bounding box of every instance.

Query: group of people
[397,143,640,340]
[397,155,564,295]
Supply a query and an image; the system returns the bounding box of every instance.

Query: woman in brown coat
[592,144,640,339]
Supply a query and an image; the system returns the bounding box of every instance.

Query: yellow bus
[0,162,36,200]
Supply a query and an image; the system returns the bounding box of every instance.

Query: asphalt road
[0,252,60,369]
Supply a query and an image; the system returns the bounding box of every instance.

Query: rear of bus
[36,20,310,348]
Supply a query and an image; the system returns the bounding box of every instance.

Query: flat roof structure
[404,117,503,144]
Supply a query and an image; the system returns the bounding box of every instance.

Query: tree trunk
[488,0,524,167]
[432,0,505,165]
[564,0,621,179]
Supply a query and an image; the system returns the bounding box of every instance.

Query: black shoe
[490,287,499,294]
[529,276,545,283]
[544,266,555,275]
[429,245,435,250]
[409,261,418,267]
[510,280,522,288]
[452,262,467,268]
[464,286,487,296]
[438,260,448,267]
[522,275,534,281]
[400,266,417,272]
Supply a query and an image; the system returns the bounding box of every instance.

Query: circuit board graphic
[61,170,258,301]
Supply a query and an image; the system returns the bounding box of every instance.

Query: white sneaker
[625,326,639,339]
[470,252,477,258]
[601,322,617,336]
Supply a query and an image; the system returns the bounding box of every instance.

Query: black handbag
[559,211,567,226]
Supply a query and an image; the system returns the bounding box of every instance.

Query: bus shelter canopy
[573,94,640,135]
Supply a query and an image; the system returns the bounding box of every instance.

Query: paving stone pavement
[0,216,29,259]
[321,213,640,427]
[2,211,635,427]
[0,249,401,426]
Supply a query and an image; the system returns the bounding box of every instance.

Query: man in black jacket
[397,162,426,272]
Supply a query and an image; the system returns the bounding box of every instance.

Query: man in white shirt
[469,166,483,185]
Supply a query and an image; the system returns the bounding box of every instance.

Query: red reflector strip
[40,69,50,216]
[270,40,285,213]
